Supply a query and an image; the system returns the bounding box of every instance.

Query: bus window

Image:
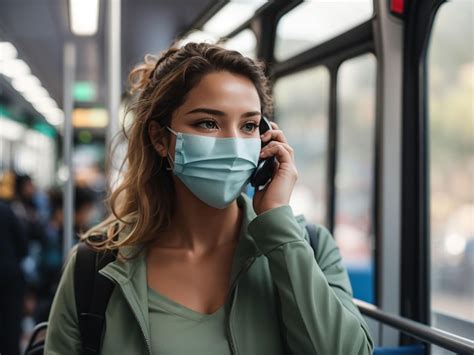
[274,0,373,62]
[274,66,329,225]
[222,29,257,59]
[335,53,376,304]
[427,0,474,340]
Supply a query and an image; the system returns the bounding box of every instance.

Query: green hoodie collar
[229,193,262,283]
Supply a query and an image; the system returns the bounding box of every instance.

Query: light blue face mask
[166,127,260,209]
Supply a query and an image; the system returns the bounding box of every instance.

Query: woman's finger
[270,121,280,130]
[260,143,293,164]
[260,141,294,158]
[261,129,288,144]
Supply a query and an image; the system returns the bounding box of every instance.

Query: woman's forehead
[181,71,261,113]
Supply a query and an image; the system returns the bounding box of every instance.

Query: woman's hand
[253,122,298,215]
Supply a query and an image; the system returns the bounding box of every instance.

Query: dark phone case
[250,117,277,188]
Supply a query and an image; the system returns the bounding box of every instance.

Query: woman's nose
[219,126,240,138]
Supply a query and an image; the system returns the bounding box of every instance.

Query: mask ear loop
[165,126,177,171]
[166,152,175,171]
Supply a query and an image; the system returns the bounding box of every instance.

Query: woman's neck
[156,179,242,253]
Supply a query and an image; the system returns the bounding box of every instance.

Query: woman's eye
[196,120,218,130]
[242,122,258,133]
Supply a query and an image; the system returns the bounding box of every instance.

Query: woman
[45,42,373,354]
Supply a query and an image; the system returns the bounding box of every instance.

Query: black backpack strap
[305,223,320,257]
[74,242,117,355]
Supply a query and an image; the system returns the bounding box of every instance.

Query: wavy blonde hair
[81,42,273,257]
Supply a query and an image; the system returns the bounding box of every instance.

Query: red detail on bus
[391,0,405,15]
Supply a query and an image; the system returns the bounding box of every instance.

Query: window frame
[401,0,446,338]
[273,65,331,226]
[271,12,379,306]
[406,0,474,345]
[333,52,378,283]
[272,0,375,62]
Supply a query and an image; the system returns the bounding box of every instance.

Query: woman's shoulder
[289,211,341,265]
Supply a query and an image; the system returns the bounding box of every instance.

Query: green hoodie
[45,194,374,354]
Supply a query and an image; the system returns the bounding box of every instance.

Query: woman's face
[163,70,262,157]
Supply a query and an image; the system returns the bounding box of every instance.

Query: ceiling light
[0,42,60,131]
[0,58,31,78]
[30,96,57,108]
[11,75,41,93]
[35,103,59,115]
[0,42,18,61]
[43,108,64,126]
[203,0,267,38]
[23,86,49,101]
[69,0,100,36]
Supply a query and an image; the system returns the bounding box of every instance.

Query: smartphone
[250,116,277,188]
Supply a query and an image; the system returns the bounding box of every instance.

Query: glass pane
[202,0,267,38]
[273,66,329,224]
[275,0,373,61]
[335,53,376,303]
[178,30,219,47]
[427,0,474,338]
[222,29,257,59]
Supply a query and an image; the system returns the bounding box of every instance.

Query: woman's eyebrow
[186,107,261,118]
[242,111,262,118]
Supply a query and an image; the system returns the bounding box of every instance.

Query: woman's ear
[148,121,168,158]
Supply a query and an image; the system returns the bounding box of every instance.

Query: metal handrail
[354,299,474,355]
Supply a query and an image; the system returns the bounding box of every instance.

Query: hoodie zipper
[226,256,257,355]
[101,273,152,355]
[119,285,152,355]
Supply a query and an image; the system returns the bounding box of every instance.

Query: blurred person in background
[10,173,47,287]
[73,185,97,236]
[0,199,28,355]
[35,185,97,322]
[11,173,38,221]
[35,188,64,323]
[9,173,48,340]
[6,173,66,346]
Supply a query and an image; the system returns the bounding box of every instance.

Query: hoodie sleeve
[248,205,374,355]
[44,249,82,355]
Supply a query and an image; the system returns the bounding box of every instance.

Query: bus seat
[373,344,426,354]
[347,263,374,304]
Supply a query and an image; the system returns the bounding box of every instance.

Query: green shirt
[147,287,231,355]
